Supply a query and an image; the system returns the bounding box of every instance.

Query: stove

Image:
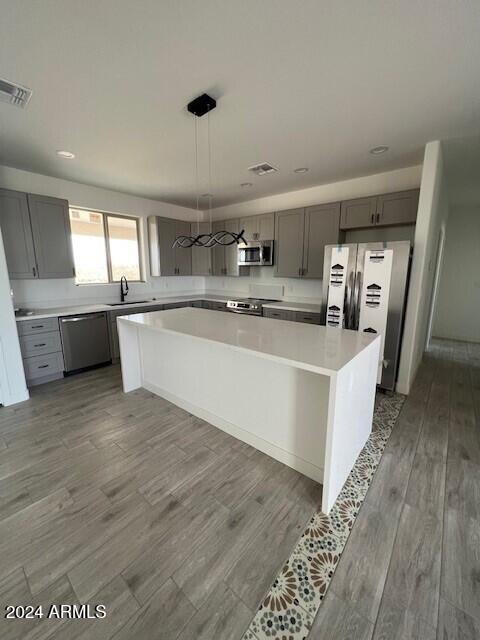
[226,297,280,316]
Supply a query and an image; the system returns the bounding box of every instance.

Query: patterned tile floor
[243,392,405,640]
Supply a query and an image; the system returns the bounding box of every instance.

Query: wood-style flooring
[309,338,480,639]
[1,337,479,639]
[0,364,322,640]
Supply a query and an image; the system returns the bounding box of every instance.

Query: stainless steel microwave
[238,240,274,266]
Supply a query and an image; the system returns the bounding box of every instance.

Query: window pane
[69,209,108,284]
[107,216,141,281]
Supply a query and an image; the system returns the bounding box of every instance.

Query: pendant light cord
[195,115,200,235]
[208,108,213,231]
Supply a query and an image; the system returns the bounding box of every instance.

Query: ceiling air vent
[0,77,33,108]
[248,162,278,176]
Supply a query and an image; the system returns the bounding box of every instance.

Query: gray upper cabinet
[303,203,341,278]
[191,221,212,275]
[211,220,226,275]
[224,219,240,276]
[0,188,37,279]
[174,220,192,275]
[274,208,305,277]
[27,194,74,278]
[376,189,419,226]
[340,189,419,230]
[340,196,377,230]
[148,216,192,276]
[240,212,275,241]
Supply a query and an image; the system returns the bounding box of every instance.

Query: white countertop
[118,307,379,376]
[14,295,231,321]
[262,301,321,313]
[14,294,321,321]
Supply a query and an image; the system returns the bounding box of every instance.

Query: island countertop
[119,307,379,377]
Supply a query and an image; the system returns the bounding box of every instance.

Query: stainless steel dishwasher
[59,312,111,373]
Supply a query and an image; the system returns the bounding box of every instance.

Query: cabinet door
[257,212,275,240]
[27,194,74,278]
[340,196,377,230]
[0,189,37,279]
[191,222,212,275]
[156,217,176,276]
[224,219,240,276]
[303,203,340,278]
[274,208,305,277]
[174,221,192,275]
[376,189,419,226]
[211,221,226,275]
[239,216,258,241]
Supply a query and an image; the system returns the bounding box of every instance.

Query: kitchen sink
[107,300,150,306]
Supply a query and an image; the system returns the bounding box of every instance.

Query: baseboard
[143,379,324,484]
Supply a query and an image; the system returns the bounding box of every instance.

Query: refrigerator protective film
[326,246,349,328]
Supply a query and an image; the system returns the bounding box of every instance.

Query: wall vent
[248,162,278,176]
[0,77,33,108]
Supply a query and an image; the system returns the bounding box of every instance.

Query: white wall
[0,228,29,406]
[0,165,203,307]
[432,205,480,343]
[397,142,449,394]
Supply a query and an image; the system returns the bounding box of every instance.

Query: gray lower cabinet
[0,189,74,279]
[340,189,419,230]
[275,204,340,278]
[109,304,165,362]
[148,216,192,276]
[274,208,305,278]
[263,308,295,321]
[191,222,212,275]
[294,311,321,324]
[0,189,37,279]
[27,194,75,278]
[17,318,65,386]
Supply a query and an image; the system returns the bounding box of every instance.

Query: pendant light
[173,93,247,248]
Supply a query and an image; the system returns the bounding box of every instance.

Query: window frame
[69,207,143,285]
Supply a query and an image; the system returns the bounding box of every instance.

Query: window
[69,209,141,284]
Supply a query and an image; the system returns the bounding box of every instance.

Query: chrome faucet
[120,275,129,302]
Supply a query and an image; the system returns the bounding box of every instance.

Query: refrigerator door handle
[354,270,362,328]
[345,271,354,329]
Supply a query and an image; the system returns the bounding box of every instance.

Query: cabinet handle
[32,266,37,277]
[376,213,380,223]
[38,364,49,369]
[370,214,374,224]
[34,343,46,347]
[31,325,44,329]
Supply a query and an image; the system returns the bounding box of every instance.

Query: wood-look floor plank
[373,596,436,639]
[308,589,374,640]
[177,581,252,640]
[381,503,442,629]
[110,578,195,640]
[437,597,480,640]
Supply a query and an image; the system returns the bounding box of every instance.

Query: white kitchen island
[118,308,381,513]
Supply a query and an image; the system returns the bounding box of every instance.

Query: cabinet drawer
[295,311,320,325]
[17,317,59,335]
[20,331,62,357]
[263,308,295,321]
[209,301,227,312]
[23,352,64,380]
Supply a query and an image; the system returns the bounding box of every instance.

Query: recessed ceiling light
[56,150,75,159]
[369,146,389,155]
[240,182,253,188]
[294,167,309,174]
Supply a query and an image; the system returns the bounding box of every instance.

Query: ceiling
[1,1,480,209]
[443,135,480,206]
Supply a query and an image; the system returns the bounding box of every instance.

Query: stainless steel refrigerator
[320,241,411,391]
